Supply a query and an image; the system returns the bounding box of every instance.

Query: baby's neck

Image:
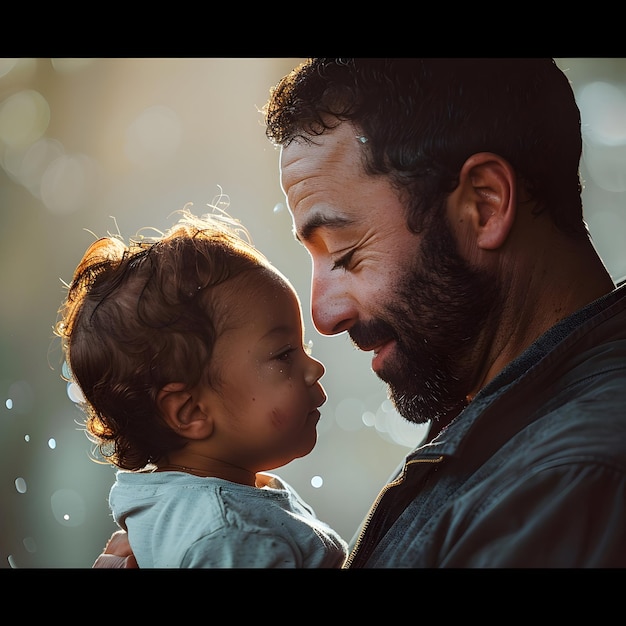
[156,453,258,487]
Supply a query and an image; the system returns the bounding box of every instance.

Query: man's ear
[156,382,214,439]
[454,152,517,250]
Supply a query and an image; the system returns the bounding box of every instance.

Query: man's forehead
[281,122,361,163]
[280,123,363,191]
[279,136,326,173]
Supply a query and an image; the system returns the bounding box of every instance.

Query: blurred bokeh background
[1,58,625,568]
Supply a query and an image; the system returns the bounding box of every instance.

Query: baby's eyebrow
[262,324,297,342]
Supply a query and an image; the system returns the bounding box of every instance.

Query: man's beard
[349,212,502,425]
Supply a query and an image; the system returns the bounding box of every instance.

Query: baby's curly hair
[55,205,271,471]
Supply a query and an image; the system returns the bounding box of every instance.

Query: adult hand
[92,529,138,568]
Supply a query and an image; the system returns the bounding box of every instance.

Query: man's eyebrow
[295,212,353,243]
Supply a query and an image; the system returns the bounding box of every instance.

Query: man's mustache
[348,318,398,352]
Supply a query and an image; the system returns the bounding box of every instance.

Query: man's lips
[349,325,397,373]
[353,336,393,353]
[370,339,395,374]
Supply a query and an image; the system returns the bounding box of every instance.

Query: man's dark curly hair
[264,58,586,237]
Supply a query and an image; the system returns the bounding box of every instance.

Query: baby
[55,206,348,568]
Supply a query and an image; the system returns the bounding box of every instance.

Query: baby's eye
[274,347,295,362]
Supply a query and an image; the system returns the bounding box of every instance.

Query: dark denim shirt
[346,283,626,567]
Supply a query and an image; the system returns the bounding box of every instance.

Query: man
[97,58,626,567]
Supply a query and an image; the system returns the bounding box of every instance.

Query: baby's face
[196,268,327,472]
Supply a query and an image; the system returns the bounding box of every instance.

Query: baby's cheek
[270,408,285,429]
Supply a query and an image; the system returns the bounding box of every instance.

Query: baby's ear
[156,383,213,439]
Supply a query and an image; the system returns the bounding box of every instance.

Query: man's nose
[310,272,358,336]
